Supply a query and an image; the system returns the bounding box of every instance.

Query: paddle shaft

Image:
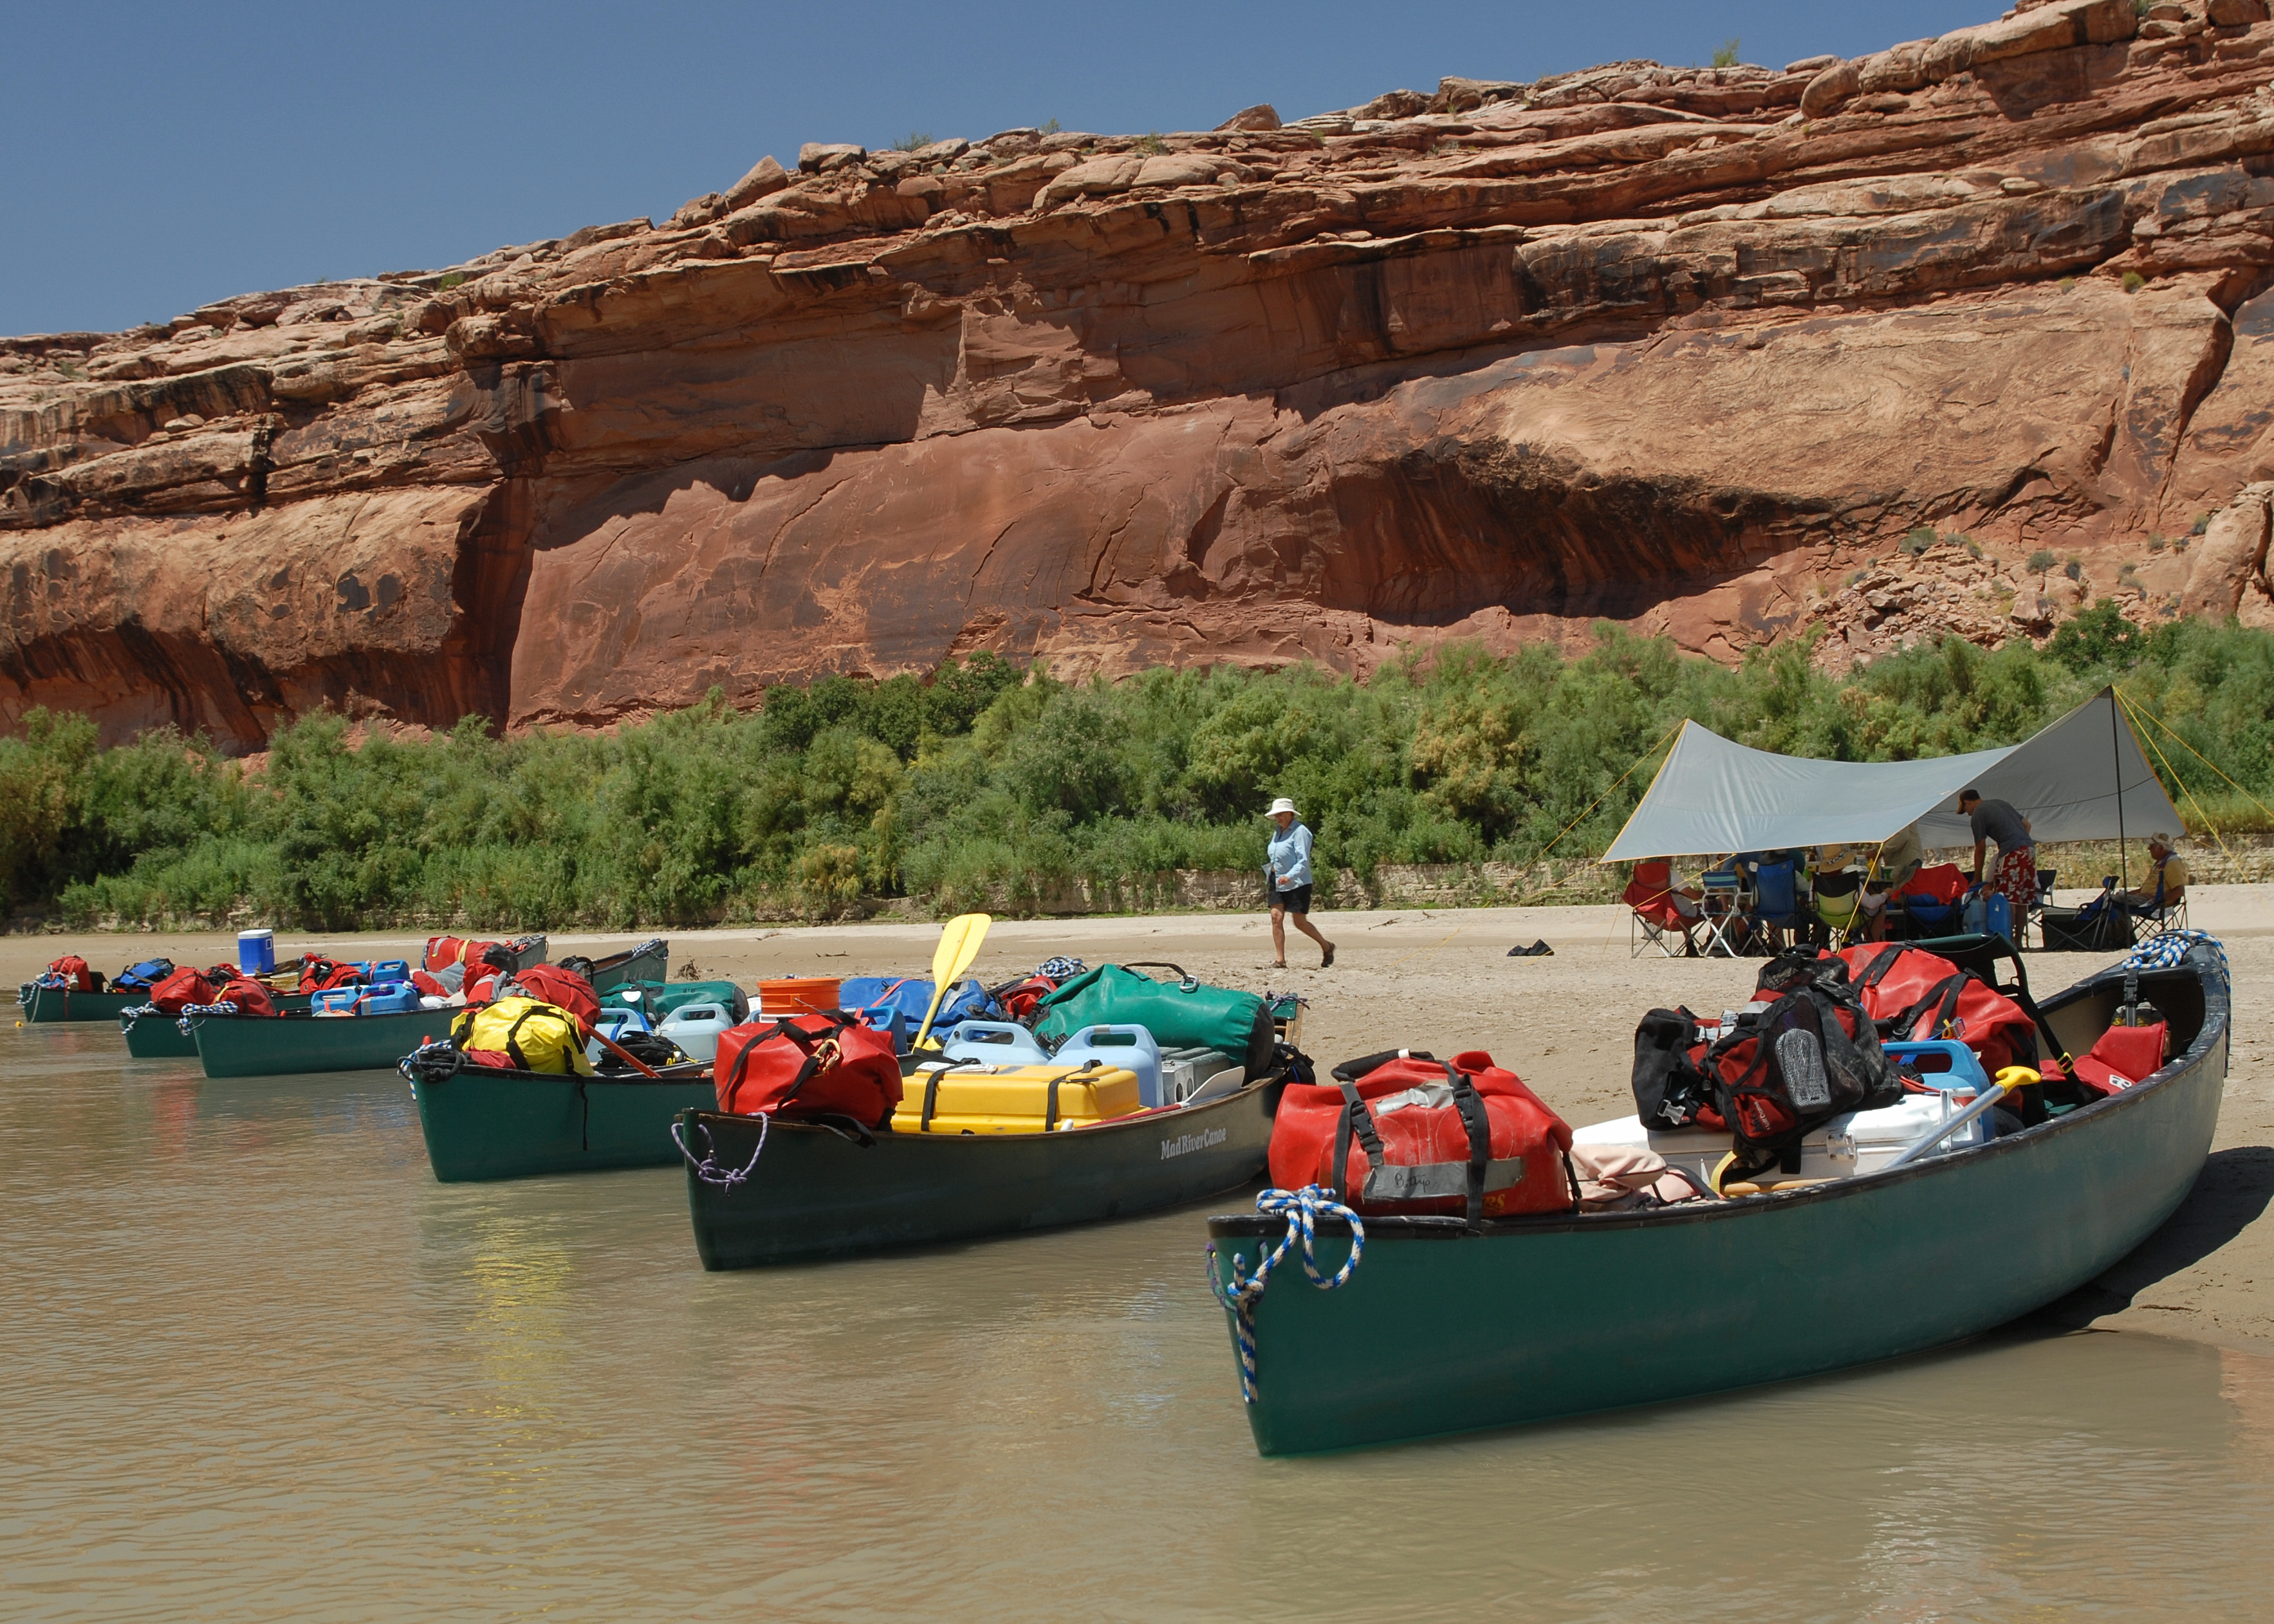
[1886,1067,2038,1168]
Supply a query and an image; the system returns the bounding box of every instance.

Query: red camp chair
[1625,861,1697,959]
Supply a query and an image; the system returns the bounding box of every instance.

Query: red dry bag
[1838,945,2038,1076]
[1269,1049,1576,1221]
[43,954,102,992]
[713,1011,903,1127]
[212,977,277,1017]
[502,963,599,1028]
[148,966,217,1014]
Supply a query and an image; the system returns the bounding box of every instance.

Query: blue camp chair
[1744,860,1807,952]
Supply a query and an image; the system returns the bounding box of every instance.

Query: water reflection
[4,1018,2271,1622]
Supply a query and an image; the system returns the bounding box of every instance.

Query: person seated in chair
[1856,822,1925,941]
[2118,833,2187,917]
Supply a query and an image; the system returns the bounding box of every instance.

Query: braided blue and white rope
[2125,929,2226,979]
[398,1038,456,1086]
[670,1114,770,1188]
[173,1001,243,1033]
[1205,1184,1365,1405]
[1036,956,1086,981]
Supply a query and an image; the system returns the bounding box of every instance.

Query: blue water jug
[1882,1039,1992,1096]
[587,1006,652,1065]
[1053,1024,1165,1107]
[358,981,421,1015]
[941,1020,1051,1067]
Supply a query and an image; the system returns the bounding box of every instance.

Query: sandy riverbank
[11,887,2269,1354]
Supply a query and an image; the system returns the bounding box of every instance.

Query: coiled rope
[1205,1184,1365,1404]
[2125,928,2225,979]
[670,1114,770,1188]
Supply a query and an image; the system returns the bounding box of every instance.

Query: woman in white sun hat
[1263,797,1336,969]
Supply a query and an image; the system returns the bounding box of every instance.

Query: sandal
[1322,945,1336,968]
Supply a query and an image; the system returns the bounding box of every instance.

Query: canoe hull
[1208,946,2230,1455]
[17,986,139,1024]
[193,1008,455,1078]
[414,1070,716,1182]
[683,1078,1280,1269]
[121,1010,198,1058]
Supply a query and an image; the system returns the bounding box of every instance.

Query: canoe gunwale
[1208,946,2230,1244]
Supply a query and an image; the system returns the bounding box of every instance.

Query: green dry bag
[1033,963,1273,1076]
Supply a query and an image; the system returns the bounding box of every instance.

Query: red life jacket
[2069,1022,2168,1097]
[501,963,598,1028]
[411,970,450,999]
[991,975,1058,1023]
[212,976,277,1017]
[149,966,217,1014]
[1270,1050,1576,1221]
[1837,945,2038,1076]
[714,1011,903,1127]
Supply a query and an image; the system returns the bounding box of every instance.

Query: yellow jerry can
[891,1062,1145,1134]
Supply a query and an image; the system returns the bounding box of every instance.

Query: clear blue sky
[5,1,1989,337]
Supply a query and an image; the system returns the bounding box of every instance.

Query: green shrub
[2027,549,2057,573]
[12,619,2273,926]
[1136,131,1168,155]
[1712,38,1741,67]
[891,131,934,152]
[2064,558,2084,580]
[2123,270,2146,293]
[1902,526,1936,555]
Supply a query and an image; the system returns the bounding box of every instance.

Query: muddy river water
[6,928,2273,1621]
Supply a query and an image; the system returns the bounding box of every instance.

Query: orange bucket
[757,977,842,1017]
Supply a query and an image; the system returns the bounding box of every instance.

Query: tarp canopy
[1600,688,2181,862]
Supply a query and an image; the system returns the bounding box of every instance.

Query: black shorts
[1271,883,1313,916]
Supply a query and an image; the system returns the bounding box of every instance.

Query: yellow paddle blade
[912,912,994,1048]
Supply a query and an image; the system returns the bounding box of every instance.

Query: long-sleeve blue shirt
[1265,822,1314,890]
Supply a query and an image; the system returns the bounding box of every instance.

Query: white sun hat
[1264,797,1299,818]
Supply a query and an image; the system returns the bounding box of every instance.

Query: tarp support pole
[2110,687,2127,887]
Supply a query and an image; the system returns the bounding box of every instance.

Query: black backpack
[1632,1007,1717,1130]
[1706,977,1903,1176]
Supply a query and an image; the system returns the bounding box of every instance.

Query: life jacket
[1270,1049,1576,1222]
[1705,971,1904,1175]
[989,973,1060,1023]
[212,976,277,1017]
[498,963,598,1027]
[114,958,174,990]
[2069,1021,2168,1098]
[450,997,595,1076]
[713,1010,903,1127]
[148,966,218,1015]
[39,955,102,992]
[1837,945,2039,1077]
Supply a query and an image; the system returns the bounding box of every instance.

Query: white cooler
[1573,1089,1990,1192]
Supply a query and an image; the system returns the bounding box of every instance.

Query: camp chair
[2121,872,2188,933]
[1742,860,1806,954]
[2029,867,2057,947]
[1696,867,1745,956]
[1811,868,1865,948]
[1894,862,1968,939]
[1623,860,1696,959]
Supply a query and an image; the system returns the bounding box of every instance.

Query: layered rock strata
[9,0,2274,745]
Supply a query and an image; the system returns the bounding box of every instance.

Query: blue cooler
[237,928,275,976]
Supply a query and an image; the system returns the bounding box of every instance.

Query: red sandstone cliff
[9,0,2274,749]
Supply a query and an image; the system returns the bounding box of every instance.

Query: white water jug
[658,1002,733,1065]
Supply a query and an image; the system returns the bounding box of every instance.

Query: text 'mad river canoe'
[678,1069,1284,1269]
[1205,935,2230,1456]
[190,1007,456,1079]
[405,1051,716,1182]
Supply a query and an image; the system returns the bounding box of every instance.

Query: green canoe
[17,984,141,1024]
[680,1071,1283,1269]
[587,938,669,993]
[120,1007,199,1058]
[409,1060,716,1182]
[1205,937,2230,1455]
[191,1007,456,1079]
[120,991,315,1058]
